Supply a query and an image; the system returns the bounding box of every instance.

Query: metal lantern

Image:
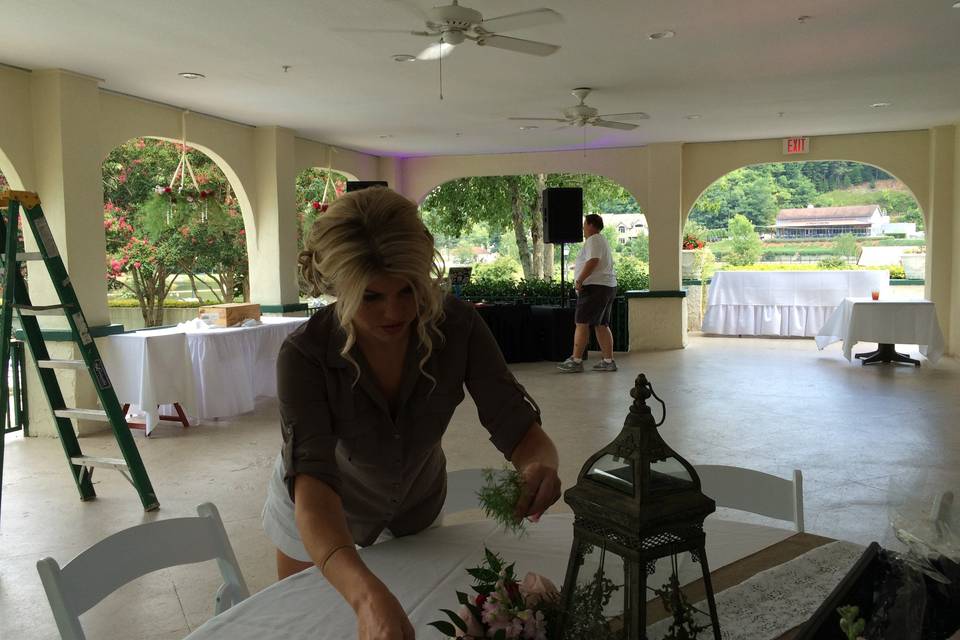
[557,373,721,639]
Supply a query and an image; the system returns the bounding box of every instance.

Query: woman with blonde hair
[261,187,561,639]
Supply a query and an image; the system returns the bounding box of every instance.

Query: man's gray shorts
[575,285,617,326]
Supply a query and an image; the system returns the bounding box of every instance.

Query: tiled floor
[1,336,958,639]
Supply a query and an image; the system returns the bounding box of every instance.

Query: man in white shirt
[558,214,618,373]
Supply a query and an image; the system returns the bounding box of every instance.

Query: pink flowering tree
[295,168,347,296]
[102,138,249,325]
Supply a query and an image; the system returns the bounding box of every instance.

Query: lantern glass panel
[648,457,693,491]
[586,454,633,494]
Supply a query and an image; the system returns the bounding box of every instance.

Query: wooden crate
[198,303,261,327]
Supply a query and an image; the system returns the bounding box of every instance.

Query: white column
[250,126,299,305]
[926,126,955,352]
[26,70,108,435]
[645,143,683,291]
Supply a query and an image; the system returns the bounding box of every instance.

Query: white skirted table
[702,270,889,337]
[184,514,859,640]
[99,316,307,434]
[815,298,945,366]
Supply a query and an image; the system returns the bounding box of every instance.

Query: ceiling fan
[347,1,563,61]
[509,88,650,130]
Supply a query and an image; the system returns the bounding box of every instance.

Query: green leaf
[493,630,507,640]
[457,591,469,606]
[427,620,457,636]
[441,609,468,632]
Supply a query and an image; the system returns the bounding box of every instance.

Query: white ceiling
[3,0,960,157]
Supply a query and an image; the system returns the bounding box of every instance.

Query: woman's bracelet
[319,543,353,574]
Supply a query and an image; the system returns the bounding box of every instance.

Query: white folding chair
[693,464,805,532]
[444,468,487,516]
[36,502,249,640]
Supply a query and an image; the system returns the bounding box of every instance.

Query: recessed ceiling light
[870,102,892,108]
[377,134,393,139]
[519,125,539,131]
[648,30,675,40]
[455,132,463,137]
[178,72,205,79]
[392,54,417,62]
[797,15,812,23]
[685,114,701,120]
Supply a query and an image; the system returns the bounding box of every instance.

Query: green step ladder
[0,190,159,516]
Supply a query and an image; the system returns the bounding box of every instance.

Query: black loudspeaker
[345,180,388,192]
[542,187,583,244]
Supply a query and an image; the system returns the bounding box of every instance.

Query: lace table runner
[648,540,865,640]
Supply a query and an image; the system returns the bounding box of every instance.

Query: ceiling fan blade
[330,27,432,35]
[417,42,455,60]
[597,111,651,120]
[477,35,559,56]
[507,117,568,122]
[478,8,563,34]
[593,120,638,131]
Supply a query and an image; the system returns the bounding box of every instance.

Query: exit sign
[783,137,810,155]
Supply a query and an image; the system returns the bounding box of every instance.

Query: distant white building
[775,204,889,238]
[604,213,648,244]
[880,221,922,238]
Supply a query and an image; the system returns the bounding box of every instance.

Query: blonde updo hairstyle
[298,187,445,379]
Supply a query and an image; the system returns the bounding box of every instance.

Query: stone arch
[682,131,930,223]
[0,145,26,191]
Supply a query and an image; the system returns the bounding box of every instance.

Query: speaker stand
[560,242,568,308]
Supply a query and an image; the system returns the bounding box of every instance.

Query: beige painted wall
[953,125,960,352]
[0,67,34,189]
[628,298,687,350]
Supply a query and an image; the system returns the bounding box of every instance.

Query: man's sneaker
[556,357,584,373]
[592,359,618,372]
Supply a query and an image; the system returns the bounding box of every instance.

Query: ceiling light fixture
[648,30,675,40]
[519,125,539,130]
[797,15,812,23]
[178,72,205,79]
[953,1,960,8]
[392,54,417,63]
[685,114,701,120]
[377,134,393,139]
[870,102,892,108]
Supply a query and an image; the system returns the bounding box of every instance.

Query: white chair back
[693,465,804,532]
[444,468,486,515]
[36,502,249,640]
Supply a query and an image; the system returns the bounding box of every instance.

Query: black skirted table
[473,303,577,363]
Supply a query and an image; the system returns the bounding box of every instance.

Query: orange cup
[871,290,880,301]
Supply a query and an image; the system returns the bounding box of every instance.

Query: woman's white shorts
[261,454,312,562]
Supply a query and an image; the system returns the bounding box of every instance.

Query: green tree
[102,138,249,325]
[472,256,522,282]
[726,214,763,266]
[421,173,638,281]
[832,233,858,260]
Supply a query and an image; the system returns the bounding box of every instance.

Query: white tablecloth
[99,317,307,434]
[185,514,795,640]
[99,329,196,434]
[702,270,889,337]
[815,298,945,363]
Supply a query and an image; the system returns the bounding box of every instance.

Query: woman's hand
[354,581,415,640]
[514,461,562,522]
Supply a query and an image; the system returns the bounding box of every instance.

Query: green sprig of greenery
[477,466,526,536]
[838,605,865,640]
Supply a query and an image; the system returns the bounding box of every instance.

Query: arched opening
[102,137,250,328]
[684,160,926,335]
[420,173,648,291]
[294,167,350,299]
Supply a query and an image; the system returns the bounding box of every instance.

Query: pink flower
[133,261,142,269]
[519,573,558,606]
[455,605,484,638]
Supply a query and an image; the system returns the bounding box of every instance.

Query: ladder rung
[38,359,87,369]
[70,455,128,472]
[1,252,43,261]
[14,304,66,316]
[54,408,111,422]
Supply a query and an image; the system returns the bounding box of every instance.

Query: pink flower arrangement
[430,549,559,640]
